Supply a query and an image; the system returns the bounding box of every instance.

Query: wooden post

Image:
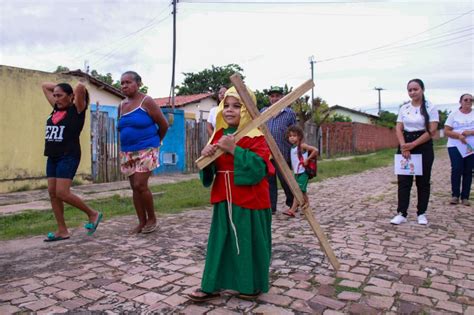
[230,74,340,271]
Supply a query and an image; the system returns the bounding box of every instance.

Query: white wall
[182,98,217,121]
[332,108,371,124]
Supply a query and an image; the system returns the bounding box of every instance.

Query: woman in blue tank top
[118,71,169,234]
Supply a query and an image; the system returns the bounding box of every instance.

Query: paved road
[0,150,473,314]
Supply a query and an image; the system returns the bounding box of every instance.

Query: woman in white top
[391,79,439,226]
[444,93,474,206]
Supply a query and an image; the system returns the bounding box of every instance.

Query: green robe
[200,133,272,295]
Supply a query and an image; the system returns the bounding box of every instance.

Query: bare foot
[144,219,157,227]
[88,211,99,224]
[54,231,70,238]
[129,225,144,234]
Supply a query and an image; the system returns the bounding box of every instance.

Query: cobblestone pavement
[0,150,473,314]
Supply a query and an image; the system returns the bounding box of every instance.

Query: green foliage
[255,90,270,109]
[329,113,352,122]
[1,143,446,240]
[422,278,432,288]
[0,179,209,240]
[314,148,395,182]
[54,65,70,73]
[255,84,292,110]
[375,110,397,129]
[91,70,114,85]
[438,109,450,129]
[54,66,147,94]
[291,95,312,128]
[176,64,244,95]
[312,97,331,126]
[335,285,363,295]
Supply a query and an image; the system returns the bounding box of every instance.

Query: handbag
[297,150,317,179]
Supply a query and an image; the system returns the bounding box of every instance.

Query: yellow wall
[0,65,121,192]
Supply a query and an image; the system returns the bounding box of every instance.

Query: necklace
[412,104,421,114]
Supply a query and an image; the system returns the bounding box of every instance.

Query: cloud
[1,0,472,109]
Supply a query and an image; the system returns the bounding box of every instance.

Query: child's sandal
[187,289,220,302]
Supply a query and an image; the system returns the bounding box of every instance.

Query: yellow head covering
[210,86,263,142]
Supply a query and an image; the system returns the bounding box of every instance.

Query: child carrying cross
[188,86,274,302]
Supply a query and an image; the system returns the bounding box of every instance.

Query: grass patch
[335,285,362,295]
[0,140,449,240]
[0,179,209,240]
[422,278,432,288]
[313,147,395,182]
[333,277,363,294]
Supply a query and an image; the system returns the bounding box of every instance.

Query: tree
[329,113,352,122]
[176,64,244,95]
[438,109,450,129]
[91,70,114,85]
[91,70,148,94]
[312,97,331,126]
[291,95,312,128]
[54,65,70,73]
[375,110,397,129]
[255,84,293,110]
[54,66,147,94]
[255,90,270,109]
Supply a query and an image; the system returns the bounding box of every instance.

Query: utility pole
[171,0,178,111]
[374,87,384,115]
[309,55,315,106]
[83,60,90,74]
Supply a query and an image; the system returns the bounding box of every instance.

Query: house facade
[155,93,217,121]
[0,65,123,192]
[329,105,379,124]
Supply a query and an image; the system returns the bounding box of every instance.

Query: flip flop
[141,222,158,234]
[44,232,70,242]
[237,291,261,301]
[187,289,220,302]
[85,212,103,236]
[282,211,296,218]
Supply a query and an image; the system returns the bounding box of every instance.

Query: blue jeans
[448,147,474,200]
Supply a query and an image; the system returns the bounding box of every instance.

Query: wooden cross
[196,74,340,271]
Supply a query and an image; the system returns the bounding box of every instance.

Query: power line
[64,4,172,69]
[181,6,468,16]
[181,0,471,3]
[181,0,390,4]
[316,9,473,63]
[90,13,172,69]
[356,28,473,61]
[275,25,473,83]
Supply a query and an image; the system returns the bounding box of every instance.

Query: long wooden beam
[195,79,314,170]
[230,74,340,271]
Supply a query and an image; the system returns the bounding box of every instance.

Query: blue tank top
[118,96,160,152]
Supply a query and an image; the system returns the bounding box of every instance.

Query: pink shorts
[120,147,160,177]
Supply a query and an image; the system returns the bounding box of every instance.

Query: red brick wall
[320,122,398,156]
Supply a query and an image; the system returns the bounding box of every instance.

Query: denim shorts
[46,155,81,179]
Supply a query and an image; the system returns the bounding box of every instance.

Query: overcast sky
[1,0,472,113]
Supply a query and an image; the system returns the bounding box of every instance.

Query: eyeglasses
[463,99,473,102]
